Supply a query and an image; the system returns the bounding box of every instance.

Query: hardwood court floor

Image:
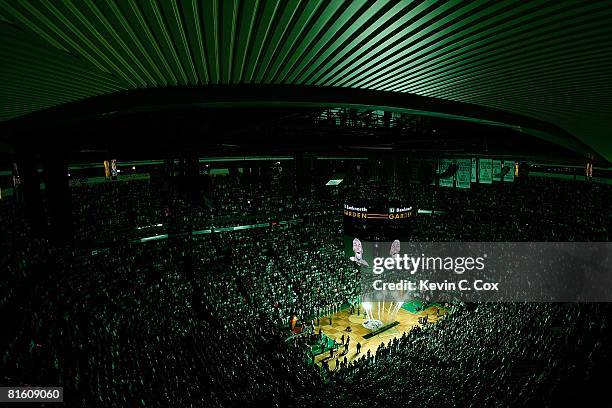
[313,304,445,368]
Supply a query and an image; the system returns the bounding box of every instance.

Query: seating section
[1,176,611,406]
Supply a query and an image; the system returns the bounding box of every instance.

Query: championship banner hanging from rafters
[471,158,477,183]
[492,160,502,181]
[479,159,492,184]
[456,159,471,189]
[438,158,454,188]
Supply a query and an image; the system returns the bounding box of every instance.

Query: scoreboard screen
[343,204,415,221]
[343,203,416,242]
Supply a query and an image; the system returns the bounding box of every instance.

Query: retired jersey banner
[471,158,477,183]
[455,159,471,189]
[438,159,454,188]
[478,159,492,184]
[111,159,118,179]
[492,159,502,181]
[503,160,515,182]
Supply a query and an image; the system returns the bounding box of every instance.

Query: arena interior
[1,1,612,407]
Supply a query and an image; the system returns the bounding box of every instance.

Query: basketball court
[313,303,446,368]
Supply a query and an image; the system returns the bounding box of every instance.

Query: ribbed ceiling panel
[1,0,611,159]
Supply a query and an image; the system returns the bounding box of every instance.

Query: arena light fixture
[325,178,343,186]
[139,234,168,243]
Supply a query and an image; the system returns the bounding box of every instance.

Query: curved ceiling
[1,0,611,160]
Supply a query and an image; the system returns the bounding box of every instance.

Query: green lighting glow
[1,1,610,159]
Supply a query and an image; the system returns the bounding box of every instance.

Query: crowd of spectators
[324,302,611,407]
[1,173,611,407]
[70,175,336,245]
